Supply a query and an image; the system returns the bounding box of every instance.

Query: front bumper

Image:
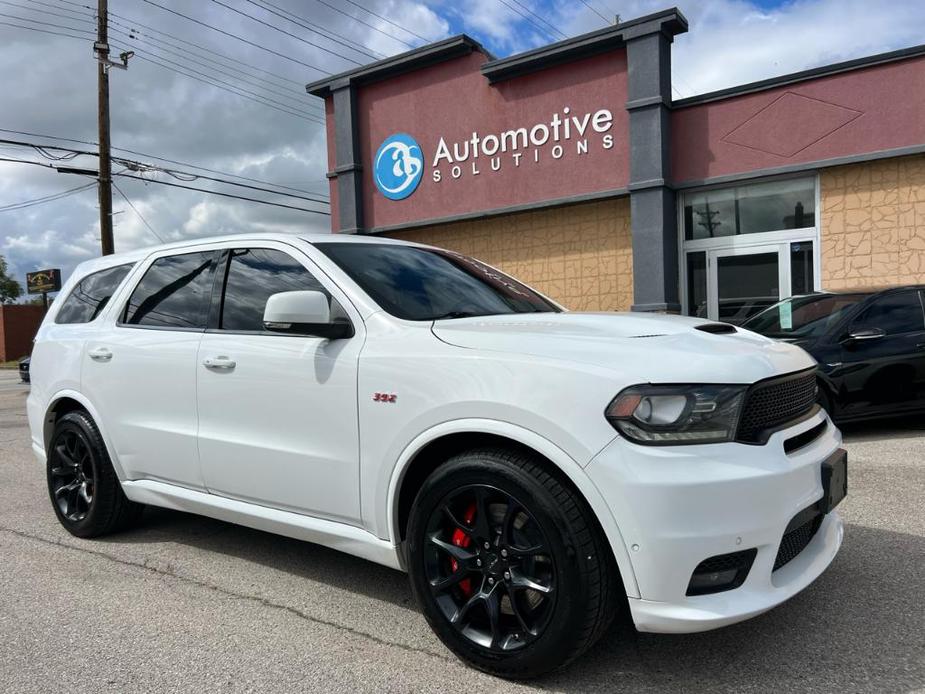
[586,407,844,633]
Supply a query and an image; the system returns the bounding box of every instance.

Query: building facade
[307,8,925,323]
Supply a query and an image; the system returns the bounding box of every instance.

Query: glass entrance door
[709,245,784,325]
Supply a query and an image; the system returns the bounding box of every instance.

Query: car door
[82,249,220,488]
[837,289,925,417]
[196,243,363,524]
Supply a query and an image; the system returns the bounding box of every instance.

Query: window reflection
[124,252,215,329]
[56,264,133,325]
[220,248,324,331]
[318,243,559,321]
[684,178,815,240]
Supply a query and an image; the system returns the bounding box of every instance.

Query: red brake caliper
[450,503,477,597]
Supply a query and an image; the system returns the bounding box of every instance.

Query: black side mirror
[841,327,885,346]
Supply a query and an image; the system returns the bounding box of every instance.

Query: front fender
[382,418,640,598]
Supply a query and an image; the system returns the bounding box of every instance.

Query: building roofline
[306,35,492,97]
[673,42,925,108]
[481,7,688,83]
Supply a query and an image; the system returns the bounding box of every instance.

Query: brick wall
[386,196,634,311]
[820,154,925,289]
[0,304,45,361]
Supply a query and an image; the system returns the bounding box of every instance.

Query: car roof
[69,232,426,277]
[795,285,925,298]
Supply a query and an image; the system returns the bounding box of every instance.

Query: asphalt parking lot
[0,370,922,693]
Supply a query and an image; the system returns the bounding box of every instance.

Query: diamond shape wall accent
[721,92,863,158]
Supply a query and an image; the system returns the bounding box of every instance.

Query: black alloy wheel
[50,428,95,522]
[46,410,144,538]
[423,485,556,652]
[407,448,619,679]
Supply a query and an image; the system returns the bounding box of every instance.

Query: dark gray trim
[673,43,925,108]
[673,144,925,190]
[331,83,364,234]
[365,187,630,236]
[631,301,682,312]
[626,21,679,313]
[480,8,687,83]
[306,35,490,97]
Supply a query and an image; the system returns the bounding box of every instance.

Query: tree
[0,255,23,304]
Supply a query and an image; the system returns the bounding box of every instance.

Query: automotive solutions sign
[373,106,615,201]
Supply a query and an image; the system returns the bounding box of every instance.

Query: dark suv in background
[742,286,925,422]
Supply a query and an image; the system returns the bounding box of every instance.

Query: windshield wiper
[431,310,482,320]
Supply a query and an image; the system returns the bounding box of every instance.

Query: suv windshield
[742,293,867,340]
[316,243,560,321]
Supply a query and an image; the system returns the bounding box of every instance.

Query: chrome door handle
[203,356,236,370]
[88,347,112,362]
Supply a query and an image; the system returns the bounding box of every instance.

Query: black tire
[46,410,144,538]
[406,447,618,679]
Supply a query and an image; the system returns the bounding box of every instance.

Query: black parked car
[18,356,30,384]
[742,286,925,422]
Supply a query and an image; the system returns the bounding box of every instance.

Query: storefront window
[686,252,707,317]
[790,241,815,295]
[683,178,815,240]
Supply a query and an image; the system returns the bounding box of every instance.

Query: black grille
[737,369,818,444]
[784,420,828,454]
[686,548,757,596]
[774,511,822,571]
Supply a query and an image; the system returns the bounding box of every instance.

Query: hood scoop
[695,323,737,335]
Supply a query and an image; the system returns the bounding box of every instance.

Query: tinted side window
[220,248,325,331]
[852,291,925,335]
[123,252,216,329]
[56,264,133,324]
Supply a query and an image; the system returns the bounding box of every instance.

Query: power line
[107,24,319,110]
[306,0,414,50]
[0,181,96,212]
[506,0,568,40]
[577,0,610,24]
[0,155,330,216]
[337,0,429,43]
[117,172,330,216]
[0,15,85,38]
[138,0,332,75]
[31,0,321,108]
[247,0,384,60]
[0,138,331,205]
[496,0,565,42]
[0,127,329,198]
[209,0,363,66]
[112,181,165,242]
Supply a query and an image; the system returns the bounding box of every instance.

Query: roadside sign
[26,269,61,295]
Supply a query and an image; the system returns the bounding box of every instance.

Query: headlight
[605,384,746,445]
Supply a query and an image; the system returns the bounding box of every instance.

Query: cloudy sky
[1,0,924,292]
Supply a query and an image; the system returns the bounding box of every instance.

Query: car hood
[432,312,816,384]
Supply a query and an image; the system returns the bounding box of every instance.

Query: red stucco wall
[355,49,630,230]
[671,56,925,184]
[0,304,44,361]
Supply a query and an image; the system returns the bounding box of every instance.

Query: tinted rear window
[55,264,134,324]
[123,251,216,329]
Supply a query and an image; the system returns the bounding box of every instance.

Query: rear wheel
[47,410,144,538]
[407,447,618,679]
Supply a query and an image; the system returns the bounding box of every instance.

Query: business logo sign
[430,106,614,184]
[26,268,61,294]
[373,133,424,201]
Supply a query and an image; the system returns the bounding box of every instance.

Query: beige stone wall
[820,154,925,289]
[386,197,634,311]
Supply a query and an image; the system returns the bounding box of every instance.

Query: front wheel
[407,448,618,679]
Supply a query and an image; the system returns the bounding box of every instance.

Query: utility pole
[95,0,114,255]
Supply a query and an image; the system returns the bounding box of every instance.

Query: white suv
[27,233,846,678]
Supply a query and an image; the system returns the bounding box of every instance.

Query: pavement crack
[0,525,454,665]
